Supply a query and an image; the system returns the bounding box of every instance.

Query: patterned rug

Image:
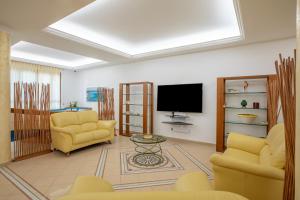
[120,149,184,175]
[96,144,213,190]
[0,143,213,199]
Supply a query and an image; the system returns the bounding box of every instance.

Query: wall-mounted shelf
[119,82,153,136]
[166,113,189,119]
[162,121,193,125]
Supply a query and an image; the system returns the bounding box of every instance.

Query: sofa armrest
[97,120,116,129]
[210,154,284,180]
[227,132,266,155]
[175,172,212,192]
[69,176,114,195]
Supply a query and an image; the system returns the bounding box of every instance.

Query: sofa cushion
[175,172,212,192]
[259,146,271,166]
[72,130,110,145]
[93,129,110,140]
[73,132,94,145]
[69,176,114,194]
[77,111,98,124]
[224,148,259,164]
[63,125,82,134]
[266,123,285,154]
[271,143,285,169]
[51,112,80,127]
[81,123,97,132]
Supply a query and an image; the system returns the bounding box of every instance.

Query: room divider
[12,82,51,160]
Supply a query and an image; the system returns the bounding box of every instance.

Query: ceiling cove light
[47,0,243,56]
[11,41,105,69]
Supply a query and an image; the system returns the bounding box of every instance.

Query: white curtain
[10,61,61,109]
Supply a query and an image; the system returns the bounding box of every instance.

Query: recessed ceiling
[0,0,296,70]
[48,0,243,56]
[11,41,105,69]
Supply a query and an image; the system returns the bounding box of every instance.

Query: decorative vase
[241,100,247,108]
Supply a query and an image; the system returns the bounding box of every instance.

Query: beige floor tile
[1,135,216,198]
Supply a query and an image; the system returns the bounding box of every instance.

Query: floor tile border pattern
[0,165,48,200]
[95,148,108,177]
[120,149,184,175]
[174,145,213,179]
[96,144,213,190]
[0,143,214,197]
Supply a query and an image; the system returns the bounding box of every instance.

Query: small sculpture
[243,81,249,92]
[241,100,247,108]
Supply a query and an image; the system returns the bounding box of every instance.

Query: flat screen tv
[157,83,203,113]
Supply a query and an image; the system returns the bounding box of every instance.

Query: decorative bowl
[143,134,153,139]
[237,114,257,123]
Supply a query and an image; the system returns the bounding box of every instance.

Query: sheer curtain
[10,61,61,109]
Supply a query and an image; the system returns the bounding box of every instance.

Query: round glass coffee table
[130,134,167,166]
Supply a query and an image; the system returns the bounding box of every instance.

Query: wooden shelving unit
[119,82,153,136]
[216,75,277,152]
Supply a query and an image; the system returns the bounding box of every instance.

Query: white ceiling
[48,0,242,56]
[0,0,296,70]
[11,41,104,69]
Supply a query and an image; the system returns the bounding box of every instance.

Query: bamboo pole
[275,51,296,200]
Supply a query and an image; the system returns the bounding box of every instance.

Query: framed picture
[86,87,98,102]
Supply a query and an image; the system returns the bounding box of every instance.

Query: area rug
[96,144,213,190]
[0,143,213,199]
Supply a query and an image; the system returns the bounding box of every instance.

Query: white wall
[65,38,296,144]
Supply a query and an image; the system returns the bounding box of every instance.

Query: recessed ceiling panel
[48,0,242,56]
[11,41,105,69]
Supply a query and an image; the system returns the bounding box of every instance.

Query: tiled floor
[0,136,215,200]
[0,173,29,200]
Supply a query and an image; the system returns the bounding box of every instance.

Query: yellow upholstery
[210,123,285,200]
[69,176,114,194]
[174,171,212,192]
[58,172,248,200]
[51,112,80,127]
[50,111,116,154]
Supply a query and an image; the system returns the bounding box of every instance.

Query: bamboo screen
[275,51,296,200]
[267,75,280,129]
[98,88,115,120]
[13,82,51,160]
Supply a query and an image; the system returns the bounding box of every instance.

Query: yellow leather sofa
[50,110,116,155]
[210,123,285,200]
[58,172,248,200]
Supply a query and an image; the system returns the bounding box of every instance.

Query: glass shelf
[224,107,267,110]
[123,93,152,95]
[225,121,268,126]
[122,123,143,128]
[123,104,152,106]
[122,113,143,117]
[225,92,267,95]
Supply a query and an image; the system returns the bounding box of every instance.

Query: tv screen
[157,83,203,113]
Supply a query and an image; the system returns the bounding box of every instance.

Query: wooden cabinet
[119,82,153,136]
[216,75,277,152]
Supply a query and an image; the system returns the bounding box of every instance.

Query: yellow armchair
[58,172,248,200]
[210,123,285,200]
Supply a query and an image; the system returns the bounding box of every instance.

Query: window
[10,61,61,109]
